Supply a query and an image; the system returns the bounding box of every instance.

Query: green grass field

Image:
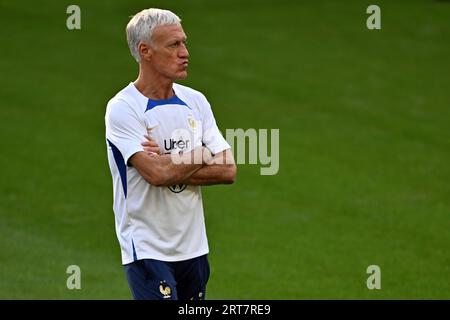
[1,0,449,299]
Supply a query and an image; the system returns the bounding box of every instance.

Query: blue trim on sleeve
[107,139,127,198]
[145,95,191,112]
[132,238,138,261]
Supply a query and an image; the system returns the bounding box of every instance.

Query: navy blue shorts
[124,254,210,300]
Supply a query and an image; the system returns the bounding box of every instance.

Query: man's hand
[142,135,161,155]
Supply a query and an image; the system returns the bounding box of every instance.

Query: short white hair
[126,8,181,63]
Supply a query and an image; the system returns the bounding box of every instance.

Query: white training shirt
[105,82,230,265]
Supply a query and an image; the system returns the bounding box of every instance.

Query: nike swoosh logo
[147,125,159,131]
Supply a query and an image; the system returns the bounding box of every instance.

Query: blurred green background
[0,0,449,299]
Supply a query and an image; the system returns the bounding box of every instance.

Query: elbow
[148,176,166,187]
[224,164,237,184]
[143,174,163,187]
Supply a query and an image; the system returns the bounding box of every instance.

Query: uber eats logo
[164,128,194,154]
[164,138,190,152]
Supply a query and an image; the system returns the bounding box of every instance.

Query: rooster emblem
[159,281,172,298]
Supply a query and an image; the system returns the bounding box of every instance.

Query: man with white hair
[105,8,236,300]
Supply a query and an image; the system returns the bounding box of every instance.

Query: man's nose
[178,43,189,58]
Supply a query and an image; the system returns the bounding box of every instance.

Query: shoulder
[106,84,142,118]
[105,86,144,127]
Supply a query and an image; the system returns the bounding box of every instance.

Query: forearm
[184,149,237,186]
[131,147,212,186]
[184,163,236,185]
[157,153,204,186]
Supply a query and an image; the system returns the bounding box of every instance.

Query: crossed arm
[129,137,237,187]
[183,148,236,186]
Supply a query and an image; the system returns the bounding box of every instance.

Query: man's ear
[138,42,152,62]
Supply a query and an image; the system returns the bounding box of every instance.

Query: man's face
[147,24,189,80]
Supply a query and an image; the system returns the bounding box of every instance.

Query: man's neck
[134,67,174,100]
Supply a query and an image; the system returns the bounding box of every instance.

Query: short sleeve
[105,98,145,165]
[199,94,231,155]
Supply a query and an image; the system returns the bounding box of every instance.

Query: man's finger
[142,140,159,147]
[143,146,161,155]
[142,135,160,147]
